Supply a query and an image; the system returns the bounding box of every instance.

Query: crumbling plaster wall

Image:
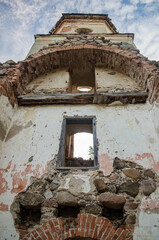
[0,102,159,239]
[95,68,143,92]
[27,34,134,57]
[0,95,15,149]
[56,20,113,34]
[24,67,143,94]
[25,69,70,94]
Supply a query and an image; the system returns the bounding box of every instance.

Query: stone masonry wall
[11,158,158,240]
[0,36,159,105]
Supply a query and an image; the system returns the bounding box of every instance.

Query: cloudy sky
[0,0,159,63]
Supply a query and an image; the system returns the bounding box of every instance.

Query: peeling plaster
[0,120,6,141]
[0,203,9,211]
[5,120,32,141]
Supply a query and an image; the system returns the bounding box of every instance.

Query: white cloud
[0,0,159,62]
[140,0,155,3]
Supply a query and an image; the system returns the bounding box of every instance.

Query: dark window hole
[20,204,41,228]
[58,205,80,218]
[102,207,123,221]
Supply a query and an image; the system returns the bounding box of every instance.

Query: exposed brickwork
[20,214,134,240]
[1,39,159,105]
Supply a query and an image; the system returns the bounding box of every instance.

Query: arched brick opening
[4,44,159,105]
[19,214,134,240]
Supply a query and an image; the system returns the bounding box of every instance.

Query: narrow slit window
[57,117,98,169]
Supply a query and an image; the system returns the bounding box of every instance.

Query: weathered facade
[0,13,159,240]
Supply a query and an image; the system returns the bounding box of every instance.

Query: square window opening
[57,117,98,169]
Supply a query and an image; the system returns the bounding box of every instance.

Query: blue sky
[0,0,159,63]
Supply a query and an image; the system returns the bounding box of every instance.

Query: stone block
[123,168,141,179]
[94,178,108,193]
[140,180,156,196]
[119,182,139,197]
[99,192,126,210]
[56,191,78,206]
[113,157,126,169]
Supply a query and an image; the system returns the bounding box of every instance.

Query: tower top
[49,13,118,34]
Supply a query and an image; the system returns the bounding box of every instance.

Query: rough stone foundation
[11,157,158,239]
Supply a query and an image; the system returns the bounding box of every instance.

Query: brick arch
[19,214,134,240]
[4,44,159,105]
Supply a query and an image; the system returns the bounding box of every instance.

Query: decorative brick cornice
[19,214,134,240]
[1,42,159,106]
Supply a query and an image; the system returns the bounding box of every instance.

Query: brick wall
[18,214,134,240]
[0,43,159,106]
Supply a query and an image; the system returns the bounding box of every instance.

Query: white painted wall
[134,186,159,240]
[0,102,159,239]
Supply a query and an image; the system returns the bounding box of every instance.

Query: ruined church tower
[0,13,159,240]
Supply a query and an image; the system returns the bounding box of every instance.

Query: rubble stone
[4,60,16,65]
[140,180,156,196]
[113,157,126,169]
[94,178,108,193]
[85,204,102,215]
[18,193,44,207]
[50,180,60,190]
[119,182,139,197]
[0,69,7,75]
[109,185,116,193]
[125,214,136,225]
[10,157,158,232]
[123,168,141,179]
[42,199,58,208]
[144,169,155,179]
[99,192,126,209]
[56,191,78,206]
[44,189,53,199]
[124,202,139,211]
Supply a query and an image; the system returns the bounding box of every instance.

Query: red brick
[85,214,92,235]
[75,226,79,237]
[58,217,64,231]
[30,233,36,240]
[44,229,54,240]
[52,232,60,240]
[31,230,39,238]
[80,228,85,238]
[106,226,117,240]
[77,213,81,226]
[98,218,110,237]
[81,214,87,229]
[90,215,96,230]
[42,222,50,231]
[69,229,76,238]
[117,229,129,240]
[49,220,56,233]
[52,219,58,227]
[36,227,48,239]
[92,225,99,239]
[19,229,29,239]
[111,228,123,240]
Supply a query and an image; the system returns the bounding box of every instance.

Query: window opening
[57,117,98,169]
[68,57,95,93]
[74,132,93,159]
[77,86,92,92]
[75,28,93,34]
